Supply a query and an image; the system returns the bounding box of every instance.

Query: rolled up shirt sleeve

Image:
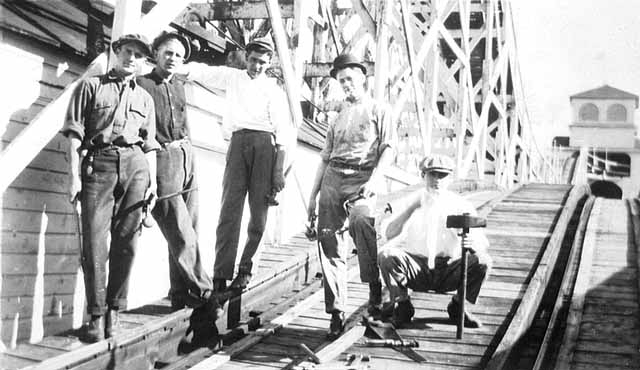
[319,122,335,161]
[63,79,94,141]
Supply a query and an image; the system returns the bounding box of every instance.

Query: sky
[511,0,640,149]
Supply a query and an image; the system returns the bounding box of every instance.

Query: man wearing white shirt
[378,155,492,327]
[182,37,289,293]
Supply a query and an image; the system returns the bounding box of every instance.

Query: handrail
[0,0,192,193]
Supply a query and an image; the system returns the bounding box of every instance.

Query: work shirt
[401,189,489,267]
[137,70,189,144]
[320,97,395,168]
[184,63,290,146]
[63,70,160,153]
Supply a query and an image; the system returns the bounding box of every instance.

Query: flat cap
[330,53,367,79]
[246,36,274,53]
[111,34,151,56]
[419,154,455,174]
[152,31,191,60]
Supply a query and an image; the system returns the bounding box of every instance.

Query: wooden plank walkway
[555,198,640,370]
[208,184,580,370]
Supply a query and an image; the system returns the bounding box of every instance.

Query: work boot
[202,289,225,318]
[229,271,252,290]
[393,299,415,326]
[105,309,120,338]
[447,299,482,328]
[380,301,395,320]
[326,311,345,340]
[83,315,104,343]
[181,304,222,353]
[367,281,382,316]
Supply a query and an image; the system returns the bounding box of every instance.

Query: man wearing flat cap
[307,53,397,339]
[378,154,492,328]
[181,36,290,295]
[63,34,159,342]
[137,31,219,346]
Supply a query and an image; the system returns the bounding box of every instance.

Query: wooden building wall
[1,31,88,344]
[0,28,327,344]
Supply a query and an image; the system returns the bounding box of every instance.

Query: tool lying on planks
[362,316,425,363]
[446,213,487,339]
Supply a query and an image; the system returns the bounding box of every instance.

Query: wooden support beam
[189,1,294,20]
[264,0,303,129]
[399,0,429,156]
[373,0,391,101]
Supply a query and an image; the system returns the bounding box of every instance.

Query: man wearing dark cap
[63,34,159,342]
[307,53,397,339]
[181,36,290,294]
[378,154,492,328]
[137,31,219,346]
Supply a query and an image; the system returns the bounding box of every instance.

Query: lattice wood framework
[191,0,554,186]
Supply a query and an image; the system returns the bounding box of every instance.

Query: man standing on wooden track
[63,34,159,343]
[379,155,492,328]
[180,36,290,296]
[307,53,397,340]
[137,31,220,347]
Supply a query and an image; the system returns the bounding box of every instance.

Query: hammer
[446,212,486,339]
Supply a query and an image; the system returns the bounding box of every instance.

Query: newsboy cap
[246,36,275,53]
[152,31,191,60]
[111,34,152,56]
[330,53,367,79]
[419,154,455,174]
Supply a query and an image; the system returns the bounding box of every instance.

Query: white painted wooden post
[373,0,391,102]
[108,0,143,69]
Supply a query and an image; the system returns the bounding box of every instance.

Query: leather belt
[329,161,374,172]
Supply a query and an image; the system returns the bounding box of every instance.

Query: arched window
[578,103,599,121]
[606,104,627,121]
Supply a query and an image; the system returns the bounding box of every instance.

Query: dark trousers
[213,130,275,280]
[80,146,149,315]
[152,140,212,308]
[317,166,379,313]
[378,248,492,304]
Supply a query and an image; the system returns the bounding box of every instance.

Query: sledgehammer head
[446,212,486,232]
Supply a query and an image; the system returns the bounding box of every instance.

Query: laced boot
[392,299,415,326]
[83,315,104,343]
[326,311,345,340]
[105,309,120,338]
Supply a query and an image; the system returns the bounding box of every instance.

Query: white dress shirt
[185,63,292,146]
[401,189,489,267]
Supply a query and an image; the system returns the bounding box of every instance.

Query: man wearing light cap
[137,31,220,347]
[63,34,159,342]
[181,36,290,294]
[307,53,397,339]
[378,154,492,328]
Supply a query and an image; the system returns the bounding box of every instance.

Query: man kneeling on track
[378,155,492,327]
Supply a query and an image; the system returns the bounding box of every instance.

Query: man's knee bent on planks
[378,155,492,328]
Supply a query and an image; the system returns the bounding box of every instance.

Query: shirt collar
[106,69,138,89]
[149,68,175,84]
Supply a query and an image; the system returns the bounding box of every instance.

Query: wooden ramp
[555,198,640,370]
[180,184,583,370]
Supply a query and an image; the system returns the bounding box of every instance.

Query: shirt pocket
[89,100,115,129]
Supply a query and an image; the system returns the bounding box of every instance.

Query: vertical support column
[109,0,143,68]
[454,0,470,179]
[478,0,494,180]
[265,0,304,129]
[423,0,441,158]
[373,0,391,102]
[399,0,429,157]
